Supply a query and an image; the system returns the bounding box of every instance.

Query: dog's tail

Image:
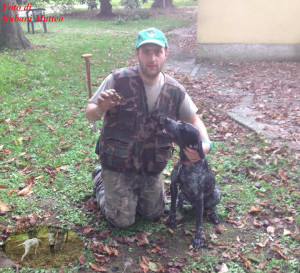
[17,242,25,247]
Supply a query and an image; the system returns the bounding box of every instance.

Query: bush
[121,0,141,9]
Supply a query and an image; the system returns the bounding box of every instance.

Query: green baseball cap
[135,27,168,49]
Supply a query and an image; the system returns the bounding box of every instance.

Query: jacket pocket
[100,139,131,170]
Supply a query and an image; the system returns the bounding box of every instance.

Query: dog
[160,117,221,248]
[17,238,41,261]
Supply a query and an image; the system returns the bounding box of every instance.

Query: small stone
[255,183,261,189]
[18,184,26,190]
[215,225,223,234]
[0,211,6,216]
[263,220,269,227]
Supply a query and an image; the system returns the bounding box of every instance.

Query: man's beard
[139,62,163,81]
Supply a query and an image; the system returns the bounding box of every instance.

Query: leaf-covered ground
[0,6,299,273]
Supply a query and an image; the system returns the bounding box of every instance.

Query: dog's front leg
[193,193,205,248]
[21,247,29,261]
[166,179,178,228]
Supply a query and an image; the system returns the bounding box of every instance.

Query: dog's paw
[166,214,176,228]
[193,237,205,248]
[209,212,221,225]
[50,245,55,253]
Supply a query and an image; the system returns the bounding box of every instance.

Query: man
[85,27,213,228]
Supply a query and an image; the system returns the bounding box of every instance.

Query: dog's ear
[197,137,205,159]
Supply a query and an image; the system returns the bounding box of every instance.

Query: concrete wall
[196,0,300,61]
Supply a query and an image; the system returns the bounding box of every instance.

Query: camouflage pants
[98,167,165,228]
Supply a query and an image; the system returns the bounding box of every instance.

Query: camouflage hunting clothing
[96,66,186,175]
[100,166,165,227]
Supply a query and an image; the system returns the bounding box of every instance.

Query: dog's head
[160,117,205,159]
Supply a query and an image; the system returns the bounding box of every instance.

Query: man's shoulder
[163,73,186,92]
[112,66,139,78]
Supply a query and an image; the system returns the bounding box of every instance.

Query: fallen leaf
[257,192,265,197]
[17,183,33,196]
[258,261,267,270]
[271,244,287,259]
[149,261,158,272]
[283,216,294,223]
[124,236,136,244]
[137,238,149,246]
[278,171,287,181]
[252,154,262,160]
[48,124,56,132]
[253,218,263,228]
[252,245,261,254]
[267,226,275,236]
[283,229,291,236]
[136,232,151,246]
[93,253,106,264]
[35,175,44,180]
[239,255,251,269]
[28,213,41,225]
[111,248,119,256]
[0,200,10,212]
[78,254,85,265]
[92,241,104,252]
[103,245,111,255]
[150,247,161,253]
[226,219,245,229]
[83,226,93,235]
[210,233,218,239]
[97,230,110,239]
[249,205,260,214]
[66,119,73,124]
[83,157,91,162]
[255,236,269,248]
[219,263,229,273]
[156,237,166,245]
[184,230,193,236]
[89,262,107,272]
[139,256,149,273]
[168,228,174,234]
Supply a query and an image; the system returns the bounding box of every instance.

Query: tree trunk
[0,0,31,50]
[152,0,174,9]
[98,0,113,16]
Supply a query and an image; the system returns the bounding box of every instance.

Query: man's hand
[97,89,121,112]
[183,146,201,163]
[183,141,211,162]
[85,89,121,122]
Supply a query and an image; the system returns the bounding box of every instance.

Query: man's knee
[137,199,165,221]
[105,209,135,228]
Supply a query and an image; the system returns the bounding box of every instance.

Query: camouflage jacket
[97,66,186,174]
